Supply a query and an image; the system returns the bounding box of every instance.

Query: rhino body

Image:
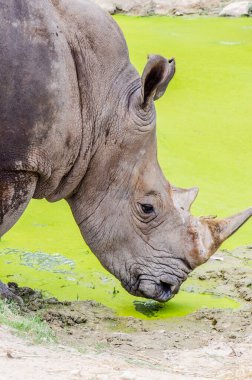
[0,0,251,302]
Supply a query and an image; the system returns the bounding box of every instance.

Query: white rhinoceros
[0,0,251,302]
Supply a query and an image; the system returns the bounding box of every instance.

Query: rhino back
[0,0,82,197]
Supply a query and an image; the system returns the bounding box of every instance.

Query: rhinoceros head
[68,55,252,302]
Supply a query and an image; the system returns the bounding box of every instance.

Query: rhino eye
[140,203,154,214]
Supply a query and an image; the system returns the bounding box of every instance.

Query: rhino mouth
[139,281,180,302]
[122,277,180,302]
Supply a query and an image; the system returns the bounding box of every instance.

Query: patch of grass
[0,299,56,344]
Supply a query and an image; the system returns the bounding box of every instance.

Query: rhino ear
[141,55,175,108]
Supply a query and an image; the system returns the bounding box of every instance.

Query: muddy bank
[1,298,252,379]
[2,247,252,379]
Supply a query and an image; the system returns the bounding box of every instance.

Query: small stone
[6,351,14,359]
[199,275,206,280]
[219,1,252,17]
[229,334,237,339]
[211,318,217,326]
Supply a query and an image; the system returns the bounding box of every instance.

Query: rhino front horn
[201,207,252,260]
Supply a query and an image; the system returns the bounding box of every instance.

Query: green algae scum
[0,16,251,319]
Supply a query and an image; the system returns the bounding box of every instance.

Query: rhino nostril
[160,281,172,297]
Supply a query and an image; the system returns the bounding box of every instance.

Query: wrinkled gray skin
[0,0,251,303]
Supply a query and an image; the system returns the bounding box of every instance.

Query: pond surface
[1,16,251,319]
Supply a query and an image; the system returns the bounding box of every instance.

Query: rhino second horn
[202,207,252,260]
[172,186,199,211]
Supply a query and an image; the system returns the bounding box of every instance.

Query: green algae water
[1,16,251,319]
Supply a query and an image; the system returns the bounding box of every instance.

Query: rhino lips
[121,278,178,302]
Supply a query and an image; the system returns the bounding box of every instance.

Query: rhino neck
[46,0,139,201]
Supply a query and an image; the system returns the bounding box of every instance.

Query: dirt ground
[0,248,252,380]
